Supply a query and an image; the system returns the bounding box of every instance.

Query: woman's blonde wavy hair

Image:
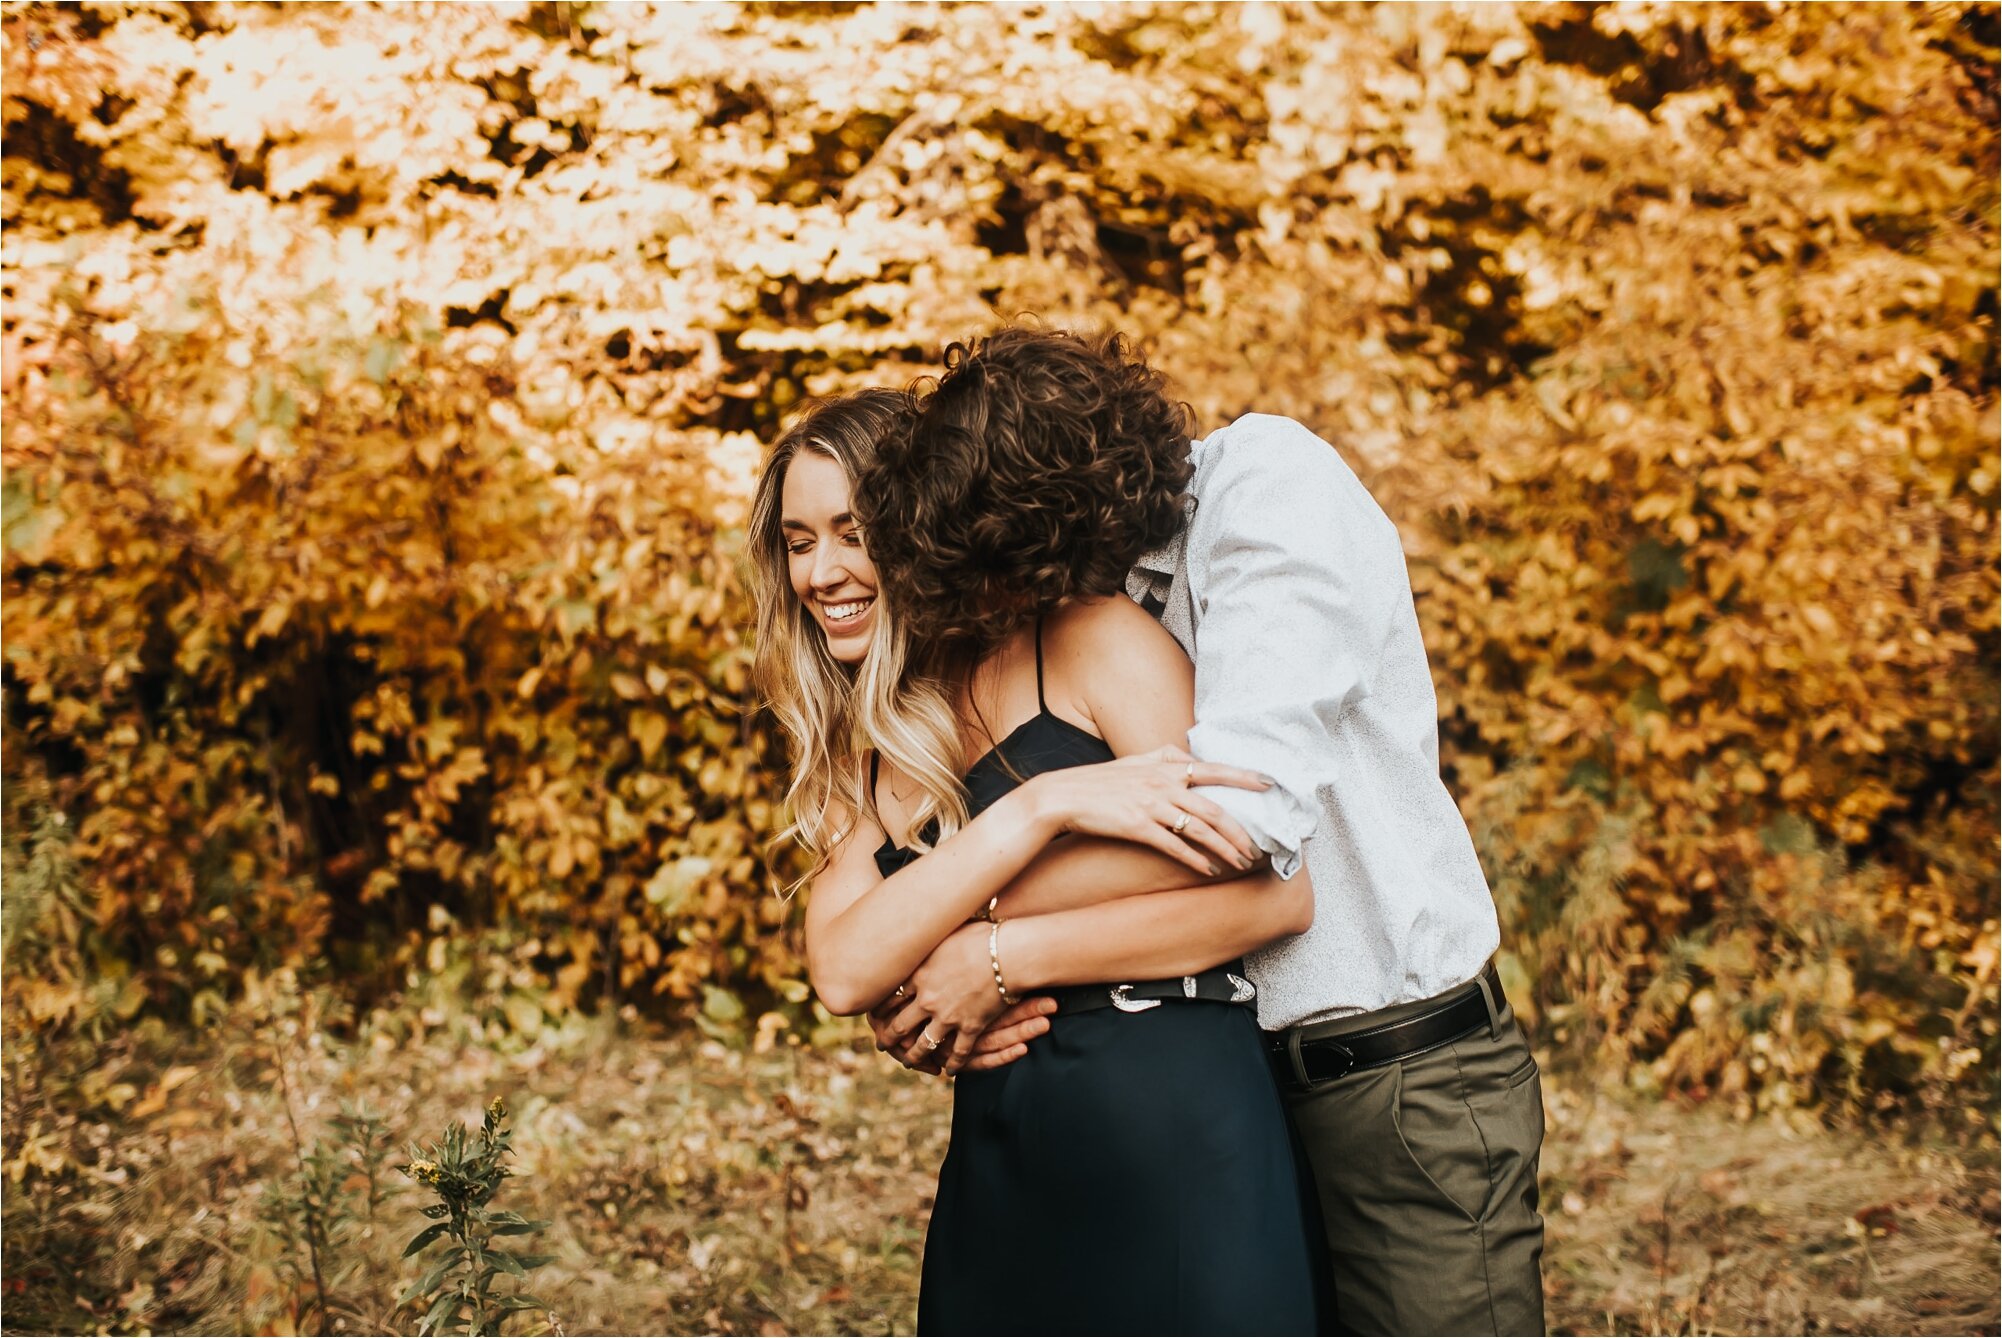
[748,390,971,895]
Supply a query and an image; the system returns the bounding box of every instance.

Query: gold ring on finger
[1184,761,1196,787]
[1172,811,1191,834]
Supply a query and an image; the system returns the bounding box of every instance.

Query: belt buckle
[1307,1040,1357,1085]
[1110,984,1161,1013]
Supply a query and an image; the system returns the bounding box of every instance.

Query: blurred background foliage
[2,0,1995,1117]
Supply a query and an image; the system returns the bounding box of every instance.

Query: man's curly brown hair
[856,326,1196,649]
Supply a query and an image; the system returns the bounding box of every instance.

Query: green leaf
[403,1221,453,1257]
[643,854,712,909]
[552,597,596,638]
[418,1291,464,1337]
[1760,812,1818,856]
[1,475,64,558]
[503,993,543,1036]
[701,984,744,1023]
[488,1219,549,1236]
[1627,537,1689,607]
[414,1249,465,1296]
[364,336,403,384]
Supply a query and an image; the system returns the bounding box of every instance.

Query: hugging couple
[747,326,1546,1336]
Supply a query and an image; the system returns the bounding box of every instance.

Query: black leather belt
[1049,964,1257,1016]
[1267,962,1501,1091]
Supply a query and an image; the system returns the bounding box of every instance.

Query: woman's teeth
[823,598,873,626]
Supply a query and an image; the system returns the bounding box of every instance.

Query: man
[858,325,1546,1336]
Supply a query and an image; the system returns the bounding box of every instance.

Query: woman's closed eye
[784,529,859,553]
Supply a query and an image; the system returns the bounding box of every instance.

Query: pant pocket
[1389,1059,1489,1223]
[1466,1052,1546,1224]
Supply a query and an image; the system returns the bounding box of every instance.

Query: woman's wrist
[996,774,1063,845]
[992,913,1056,993]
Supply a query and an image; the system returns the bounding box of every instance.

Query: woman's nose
[811,544,851,591]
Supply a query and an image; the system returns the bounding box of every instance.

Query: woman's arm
[803,786,1056,1017]
[805,747,1273,1017]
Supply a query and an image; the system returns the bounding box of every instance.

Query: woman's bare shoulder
[1050,593,1181,647]
[1044,594,1191,692]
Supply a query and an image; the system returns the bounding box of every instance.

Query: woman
[749,390,1320,1334]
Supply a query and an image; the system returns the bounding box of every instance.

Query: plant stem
[271,1032,330,1333]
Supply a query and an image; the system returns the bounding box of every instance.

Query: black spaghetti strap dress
[874,625,1320,1336]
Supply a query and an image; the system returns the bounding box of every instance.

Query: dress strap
[869,750,881,798]
[1033,613,1048,713]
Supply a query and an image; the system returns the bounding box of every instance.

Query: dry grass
[1540,1081,1998,1336]
[3,1005,1995,1336]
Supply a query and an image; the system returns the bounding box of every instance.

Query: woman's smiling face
[780,449,879,664]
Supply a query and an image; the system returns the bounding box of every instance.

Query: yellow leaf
[644,856,712,911]
[629,709,668,759]
[503,995,543,1036]
[249,601,290,644]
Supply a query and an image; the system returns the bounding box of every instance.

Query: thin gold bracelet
[988,921,1019,1005]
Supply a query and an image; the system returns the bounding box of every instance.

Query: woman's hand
[1021,744,1270,875]
[870,923,1059,1074]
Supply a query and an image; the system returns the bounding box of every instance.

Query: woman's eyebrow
[779,517,813,532]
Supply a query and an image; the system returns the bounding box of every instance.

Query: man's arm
[992,834,1248,918]
[886,865,1314,1073]
[1183,414,1404,876]
[997,865,1312,988]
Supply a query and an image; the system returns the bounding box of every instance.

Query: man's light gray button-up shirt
[1126,413,1501,1030]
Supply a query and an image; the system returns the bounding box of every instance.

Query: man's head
[857,325,1196,648]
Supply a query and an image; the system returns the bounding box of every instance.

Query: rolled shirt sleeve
[1183,415,1401,879]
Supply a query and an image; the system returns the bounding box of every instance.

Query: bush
[3,1,1993,1110]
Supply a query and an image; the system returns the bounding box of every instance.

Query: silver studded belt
[1047,964,1257,1016]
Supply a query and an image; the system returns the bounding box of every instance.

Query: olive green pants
[1279,976,1547,1336]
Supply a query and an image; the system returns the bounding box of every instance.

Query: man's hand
[868,921,1059,1075]
[1023,745,1270,875]
[959,996,1058,1071]
[871,995,1057,1074]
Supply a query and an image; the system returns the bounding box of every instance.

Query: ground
[3,1007,1995,1336]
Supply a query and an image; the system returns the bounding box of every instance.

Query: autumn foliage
[3,2,1995,1112]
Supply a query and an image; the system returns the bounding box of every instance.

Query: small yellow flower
[487,1096,506,1121]
[408,1158,440,1183]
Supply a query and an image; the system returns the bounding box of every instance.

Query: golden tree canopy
[3,1,1995,1110]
